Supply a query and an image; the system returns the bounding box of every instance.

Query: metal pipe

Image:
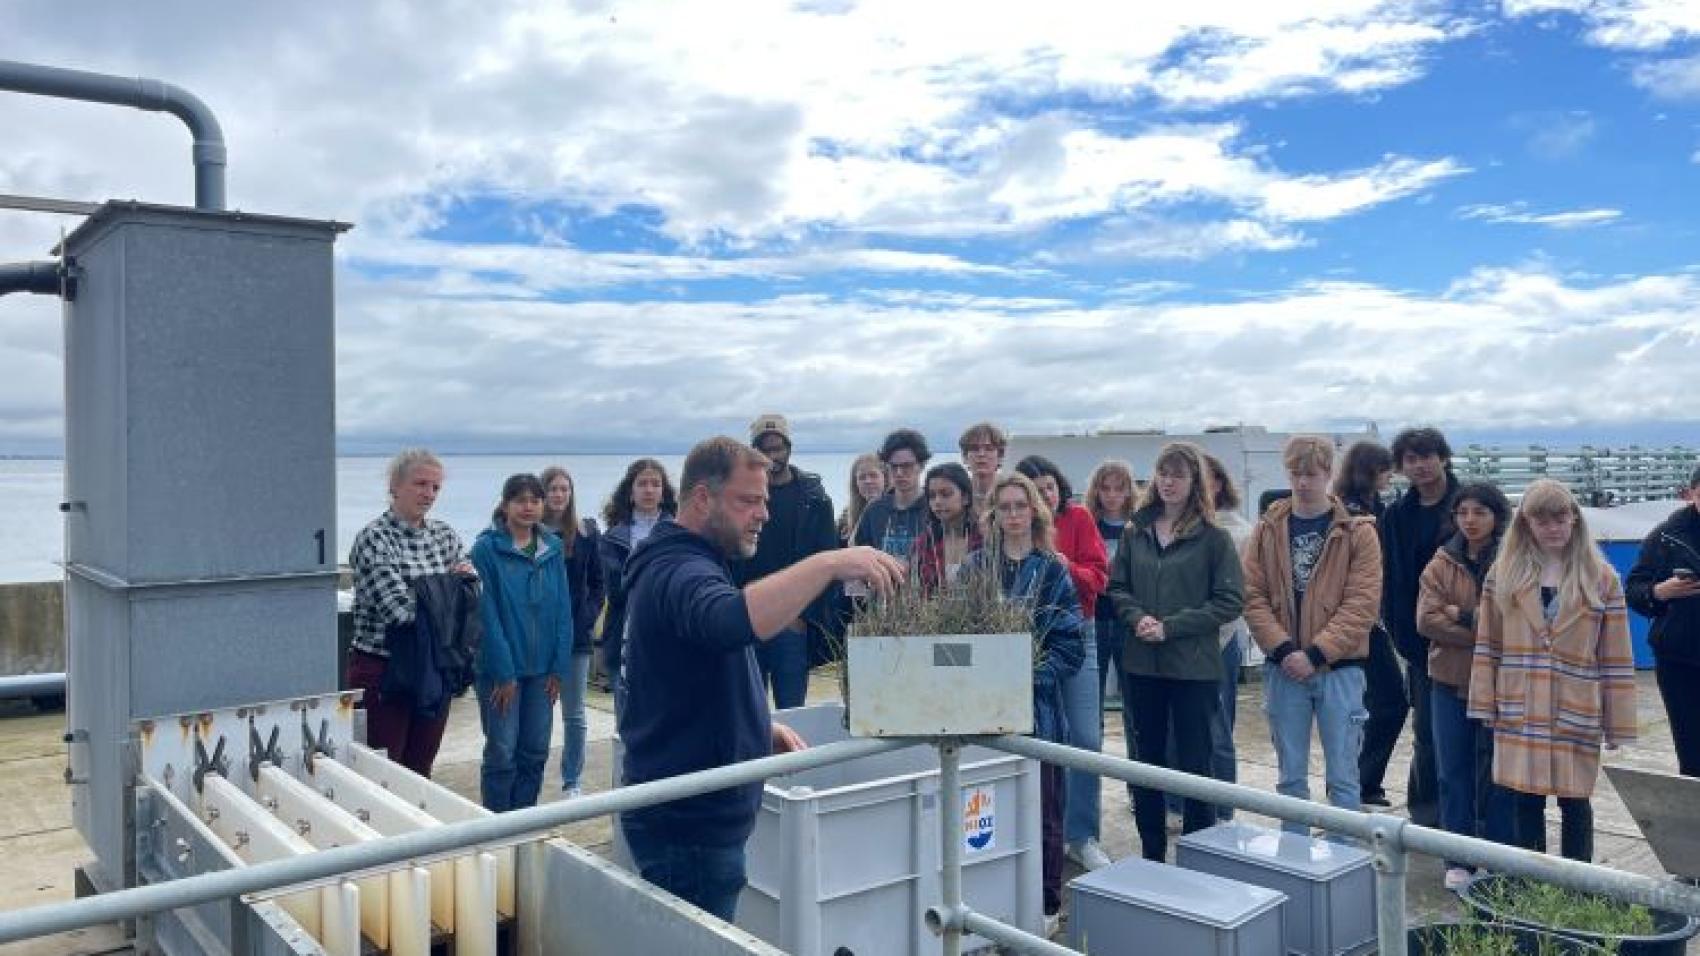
[990,734,1376,839]
[0,735,910,945]
[937,740,964,956]
[988,734,1700,919]
[0,59,227,210]
[0,671,65,700]
[958,908,1077,956]
[0,261,65,297]
[1368,813,1409,956]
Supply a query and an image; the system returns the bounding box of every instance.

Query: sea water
[0,451,914,584]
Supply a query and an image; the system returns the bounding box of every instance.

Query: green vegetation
[1475,876,1655,941]
[1418,920,1604,955]
[847,561,1032,639]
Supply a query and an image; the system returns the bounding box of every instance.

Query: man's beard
[706,507,759,559]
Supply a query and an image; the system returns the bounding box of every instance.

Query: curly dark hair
[1014,454,1074,511]
[878,428,932,466]
[1391,426,1453,469]
[1333,441,1394,505]
[602,457,678,526]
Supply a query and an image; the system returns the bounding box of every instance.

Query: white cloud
[1458,202,1624,228]
[1512,110,1599,160]
[1503,0,1700,48]
[1632,54,1700,98]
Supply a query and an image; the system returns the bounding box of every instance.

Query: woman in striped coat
[1466,479,1638,862]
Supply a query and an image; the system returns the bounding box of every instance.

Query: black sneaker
[1362,793,1392,808]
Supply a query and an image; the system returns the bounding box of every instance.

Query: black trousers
[1124,674,1218,861]
[1358,627,1410,800]
[1511,791,1594,862]
[1404,664,1439,826]
[1655,655,1700,777]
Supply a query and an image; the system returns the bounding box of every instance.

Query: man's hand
[489,681,517,716]
[1654,576,1700,602]
[453,560,477,577]
[1281,653,1316,682]
[1135,615,1165,643]
[772,722,807,754]
[834,547,907,597]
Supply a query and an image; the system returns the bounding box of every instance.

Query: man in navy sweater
[618,435,905,922]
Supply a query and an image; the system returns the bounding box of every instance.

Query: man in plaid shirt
[348,449,472,776]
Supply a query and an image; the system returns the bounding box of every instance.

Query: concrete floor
[0,668,1690,954]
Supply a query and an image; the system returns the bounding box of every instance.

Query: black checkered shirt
[349,510,468,657]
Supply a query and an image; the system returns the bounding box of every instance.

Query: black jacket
[1627,505,1700,665]
[1381,473,1459,667]
[563,518,607,655]
[731,466,838,641]
[382,572,482,719]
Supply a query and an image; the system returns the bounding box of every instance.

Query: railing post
[1369,813,1408,956]
[938,740,964,956]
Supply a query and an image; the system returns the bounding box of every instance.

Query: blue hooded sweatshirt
[469,522,574,686]
[618,518,771,846]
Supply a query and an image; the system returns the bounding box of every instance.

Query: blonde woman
[1467,479,1637,862]
[967,472,1084,932]
[1106,442,1245,860]
[837,452,887,547]
[1086,461,1138,697]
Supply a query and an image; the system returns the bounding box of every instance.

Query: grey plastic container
[1068,857,1288,956]
[1177,822,1376,956]
[613,703,1042,956]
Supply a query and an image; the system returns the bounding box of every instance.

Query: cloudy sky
[2,0,1698,454]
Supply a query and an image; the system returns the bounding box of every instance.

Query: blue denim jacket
[967,547,1086,743]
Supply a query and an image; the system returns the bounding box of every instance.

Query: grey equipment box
[1068,857,1288,956]
[1178,822,1376,956]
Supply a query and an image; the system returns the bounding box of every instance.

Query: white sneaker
[1042,912,1062,939]
[1444,867,1473,892]
[562,785,583,799]
[1067,839,1113,871]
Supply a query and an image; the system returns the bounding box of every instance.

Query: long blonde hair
[1494,479,1610,613]
[1134,442,1218,537]
[984,472,1056,555]
[839,451,885,541]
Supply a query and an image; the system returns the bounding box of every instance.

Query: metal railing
[1455,445,1698,506]
[0,733,1697,956]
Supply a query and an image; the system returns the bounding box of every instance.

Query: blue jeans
[1432,682,1514,861]
[1264,663,1367,834]
[478,674,555,812]
[620,816,747,923]
[557,653,592,791]
[1061,636,1103,844]
[755,627,809,710]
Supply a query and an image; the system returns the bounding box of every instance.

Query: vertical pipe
[779,786,819,951]
[1369,813,1409,956]
[939,740,963,956]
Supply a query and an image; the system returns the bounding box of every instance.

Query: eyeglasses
[889,460,921,473]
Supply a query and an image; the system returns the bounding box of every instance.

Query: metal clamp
[248,721,282,783]
[192,736,228,793]
[301,716,335,773]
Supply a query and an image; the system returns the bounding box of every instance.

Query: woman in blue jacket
[968,472,1085,935]
[472,473,574,812]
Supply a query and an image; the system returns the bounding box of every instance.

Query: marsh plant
[1423,921,1599,955]
[1474,877,1652,943]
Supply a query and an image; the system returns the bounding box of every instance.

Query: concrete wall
[0,580,63,674]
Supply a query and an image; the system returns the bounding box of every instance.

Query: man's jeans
[755,627,810,710]
[1264,663,1367,834]
[477,674,555,812]
[558,652,592,791]
[1061,636,1104,845]
[620,816,747,923]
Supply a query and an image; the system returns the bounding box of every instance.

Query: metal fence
[1456,445,1699,505]
[0,734,1697,956]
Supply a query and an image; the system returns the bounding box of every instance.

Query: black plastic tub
[1408,922,1606,954]
[1460,874,1700,956]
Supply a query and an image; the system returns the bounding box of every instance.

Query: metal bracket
[248,721,282,783]
[192,736,228,794]
[300,716,335,773]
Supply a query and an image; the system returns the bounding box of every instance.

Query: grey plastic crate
[1177,822,1376,956]
[1068,857,1287,956]
[613,703,1042,956]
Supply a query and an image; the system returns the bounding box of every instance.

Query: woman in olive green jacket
[1107,441,1245,860]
